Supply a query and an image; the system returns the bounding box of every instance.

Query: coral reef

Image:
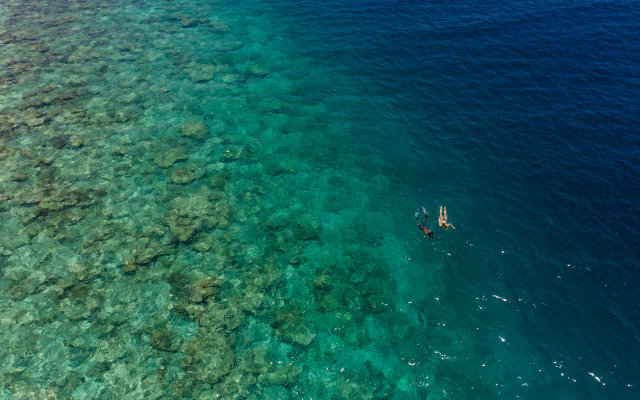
[164,191,230,242]
[154,147,187,168]
[0,0,423,398]
[179,121,209,140]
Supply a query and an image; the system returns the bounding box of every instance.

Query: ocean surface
[1,0,638,399]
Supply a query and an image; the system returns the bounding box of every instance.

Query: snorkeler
[438,206,455,230]
[416,206,434,238]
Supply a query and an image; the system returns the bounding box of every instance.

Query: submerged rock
[179,121,208,139]
[220,145,251,162]
[294,214,321,241]
[169,167,196,184]
[181,334,236,384]
[197,301,245,332]
[0,229,29,253]
[188,66,215,83]
[164,192,230,242]
[257,364,302,387]
[365,293,394,314]
[207,19,230,33]
[272,310,316,347]
[11,171,28,182]
[19,97,52,110]
[188,277,218,304]
[155,147,187,168]
[67,260,102,282]
[30,43,49,53]
[69,135,84,148]
[52,134,71,149]
[25,113,51,127]
[7,270,48,300]
[213,40,244,52]
[180,18,199,28]
[313,270,331,291]
[193,236,212,252]
[25,184,95,219]
[208,170,230,189]
[214,369,257,398]
[150,329,180,352]
[131,239,171,265]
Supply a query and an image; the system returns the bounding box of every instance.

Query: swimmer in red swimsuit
[416,206,434,239]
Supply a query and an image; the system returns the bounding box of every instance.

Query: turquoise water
[1,0,639,399]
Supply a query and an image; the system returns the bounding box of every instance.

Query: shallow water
[1,0,638,399]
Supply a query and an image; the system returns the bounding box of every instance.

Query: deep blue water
[271,0,640,398]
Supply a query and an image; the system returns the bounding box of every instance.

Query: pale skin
[439,206,455,229]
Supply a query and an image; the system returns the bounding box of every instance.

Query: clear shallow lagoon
[0,0,638,399]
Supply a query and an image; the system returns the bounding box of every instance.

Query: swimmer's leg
[419,206,428,226]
